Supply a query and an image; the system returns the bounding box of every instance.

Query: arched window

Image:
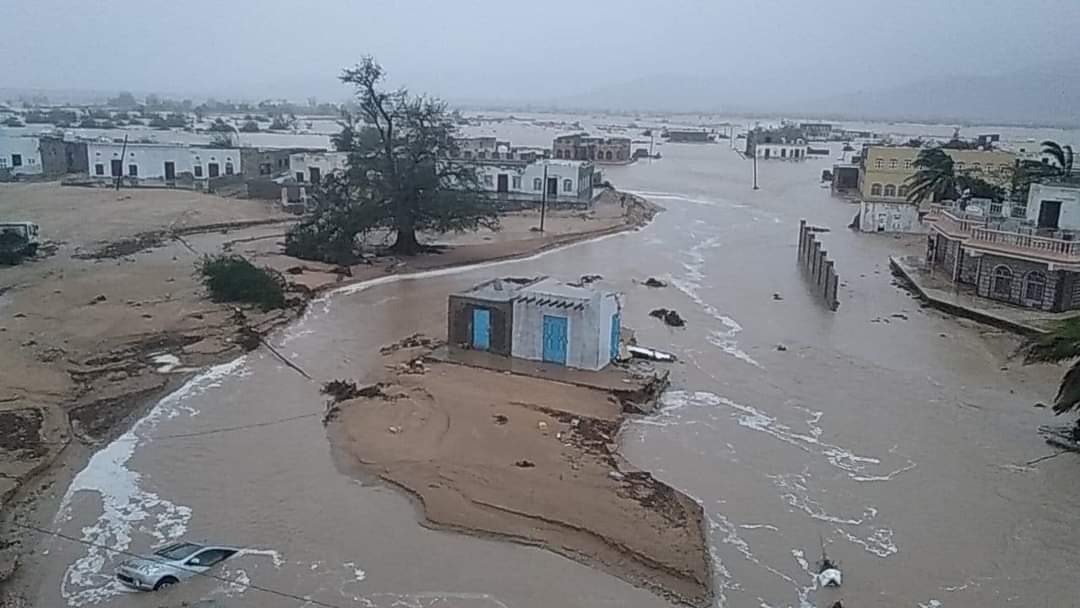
[898,185,909,198]
[999,164,1012,177]
[970,162,981,174]
[992,265,1013,298]
[604,150,613,161]
[903,159,913,169]
[1024,271,1046,302]
[554,149,563,159]
[464,151,472,159]
[871,183,883,196]
[884,184,897,197]
[478,151,487,159]
[533,177,542,191]
[563,179,573,192]
[888,159,898,169]
[874,159,884,169]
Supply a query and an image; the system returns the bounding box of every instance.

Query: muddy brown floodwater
[21,137,1080,608]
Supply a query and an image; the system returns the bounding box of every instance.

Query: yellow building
[857,146,1016,202]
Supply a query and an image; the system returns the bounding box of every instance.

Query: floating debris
[649,308,685,327]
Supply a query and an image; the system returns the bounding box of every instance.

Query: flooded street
[31,140,1080,608]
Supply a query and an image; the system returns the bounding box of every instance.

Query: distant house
[799,122,833,140]
[85,141,241,183]
[449,136,550,164]
[552,133,632,164]
[754,142,807,160]
[289,151,348,185]
[38,136,88,177]
[665,129,713,143]
[240,148,297,179]
[448,277,622,370]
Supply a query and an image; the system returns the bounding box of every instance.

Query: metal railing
[924,206,986,236]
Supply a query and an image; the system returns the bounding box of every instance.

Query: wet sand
[327,341,712,606]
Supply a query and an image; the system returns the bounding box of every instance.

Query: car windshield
[154,542,202,561]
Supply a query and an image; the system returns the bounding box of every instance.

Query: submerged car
[115,542,239,591]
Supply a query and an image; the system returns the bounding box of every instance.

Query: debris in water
[577,274,603,285]
[627,345,676,362]
[514,460,535,468]
[772,293,783,301]
[891,313,908,320]
[608,471,626,481]
[649,308,685,327]
[321,380,387,401]
[643,277,666,288]
[493,414,509,424]
[388,425,402,434]
[776,344,787,352]
[88,294,107,305]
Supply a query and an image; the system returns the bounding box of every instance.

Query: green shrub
[197,255,286,310]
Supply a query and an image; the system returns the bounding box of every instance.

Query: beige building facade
[857,146,1016,203]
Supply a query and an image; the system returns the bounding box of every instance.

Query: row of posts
[797,219,840,311]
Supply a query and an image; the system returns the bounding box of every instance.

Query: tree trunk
[391,225,421,255]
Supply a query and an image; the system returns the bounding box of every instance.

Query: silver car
[115,542,239,591]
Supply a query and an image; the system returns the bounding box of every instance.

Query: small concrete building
[857,200,924,233]
[468,159,595,205]
[0,135,43,179]
[38,136,88,177]
[665,129,713,143]
[290,151,348,184]
[552,133,632,164]
[448,277,622,371]
[86,142,241,182]
[754,142,807,160]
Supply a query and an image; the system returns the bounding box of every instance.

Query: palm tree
[905,148,960,204]
[1040,140,1074,178]
[1022,317,1080,421]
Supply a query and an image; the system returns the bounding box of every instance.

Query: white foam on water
[835,525,898,558]
[237,547,285,568]
[740,524,779,532]
[151,353,181,373]
[918,600,943,608]
[58,357,247,606]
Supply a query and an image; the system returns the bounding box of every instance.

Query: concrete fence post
[815,251,827,287]
[820,258,833,292]
[798,220,806,262]
[810,239,821,280]
[828,268,839,310]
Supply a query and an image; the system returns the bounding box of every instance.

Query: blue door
[609,312,621,362]
[472,308,491,350]
[542,315,568,365]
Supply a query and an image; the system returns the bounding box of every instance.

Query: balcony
[925,205,1080,266]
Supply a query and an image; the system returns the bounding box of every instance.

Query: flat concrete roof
[518,277,599,300]
[455,277,544,302]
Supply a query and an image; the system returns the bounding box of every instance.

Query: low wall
[797,220,840,311]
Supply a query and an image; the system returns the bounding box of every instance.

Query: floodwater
[28,134,1080,608]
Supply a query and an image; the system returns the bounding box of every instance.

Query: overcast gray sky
[4,0,1080,107]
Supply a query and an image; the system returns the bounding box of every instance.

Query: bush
[197,255,286,310]
[2,117,24,127]
[239,119,260,133]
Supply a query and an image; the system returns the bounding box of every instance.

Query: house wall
[289,152,348,183]
[858,146,1016,202]
[447,295,514,356]
[858,201,923,233]
[552,135,631,164]
[241,148,292,179]
[0,136,43,176]
[510,291,615,371]
[521,161,593,200]
[591,293,621,370]
[755,143,807,160]
[85,143,240,180]
[1026,183,1080,229]
[974,253,1064,311]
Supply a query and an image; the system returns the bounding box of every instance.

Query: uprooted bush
[196,254,286,310]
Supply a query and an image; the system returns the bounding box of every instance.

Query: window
[0,158,6,168]
[128,164,137,177]
[904,159,913,169]
[999,165,1012,177]
[604,150,613,161]
[970,162,981,174]
[874,159,884,169]
[554,149,563,159]
[450,150,459,158]
[491,152,499,160]
[898,185,909,198]
[95,163,104,175]
[294,171,303,182]
[884,184,896,197]
[478,151,487,159]
[512,176,521,189]
[992,265,1013,298]
[1024,272,1046,302]
[483,174,493,186]
[259,162,272,175]
[194,165,203,178]
[225,161,234,175]
[533,177,542,191]
[871,183,883,196]
[12,154,22,167]
[463,151,472,159]
[185,549,232,568]
[888,159,898,169]
[563,179,573,192]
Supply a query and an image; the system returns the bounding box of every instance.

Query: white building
[469,159,594,203]
[1025,182,1080,230]
[289,151,348,184]
[754,142,807,160]
[0,135,43,177]
[510,278,621,371]
[86,142,241,181]
[857,200,924,233]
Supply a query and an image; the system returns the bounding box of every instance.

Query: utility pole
[539,163,548,232]
[114,134,128,191]
[752,149,759,190]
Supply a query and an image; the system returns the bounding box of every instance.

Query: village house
[289,151,348,185]
[744,124,806,158]
[469,159,595,205]
[924,181,1080,311]
[85,141,241,184]
[240,148,296,179]
[552,133,632,164]
[664,129,713,143]
[855,145,1017,234]
[38,136,88,177]
[753,141,807,161]
[799,122,834,140]
[0,135,44,179]
[447,277,622,370]
[449,136,550,164]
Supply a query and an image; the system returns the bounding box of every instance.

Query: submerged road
[29,140,1080,608]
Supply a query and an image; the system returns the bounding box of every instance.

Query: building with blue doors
[447,277,622,371]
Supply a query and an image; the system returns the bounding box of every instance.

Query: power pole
[539,163,548,232]
[114,134,128,191]
[752,149,759,190]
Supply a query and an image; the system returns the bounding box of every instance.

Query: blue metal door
[542,315,568,365]
[472,308,491,350]
[609,313,620,362]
